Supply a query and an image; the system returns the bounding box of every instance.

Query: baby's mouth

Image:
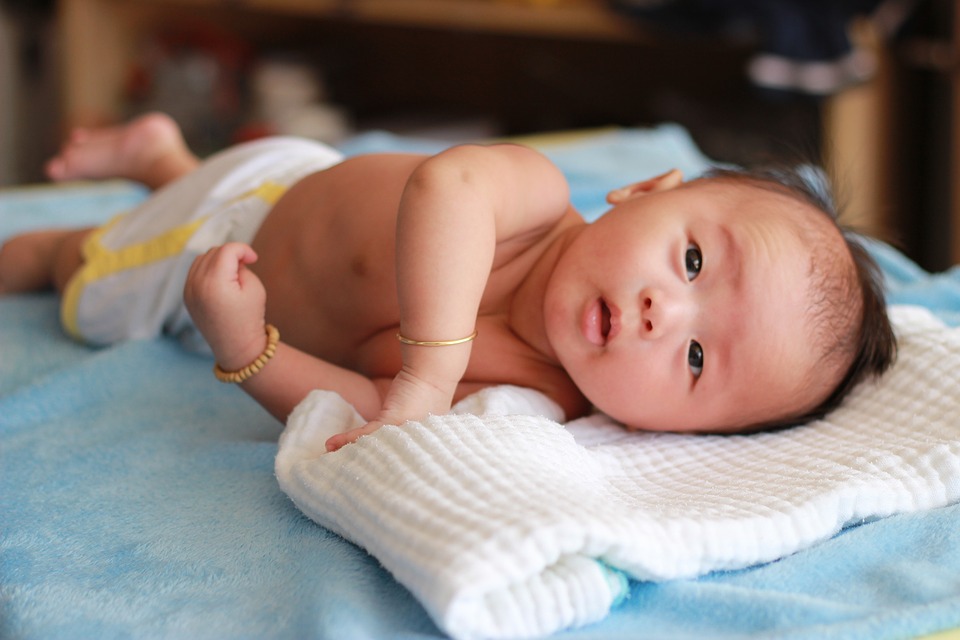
[601,298,620,343]
[600,299,611,342]
[583,297,618,346]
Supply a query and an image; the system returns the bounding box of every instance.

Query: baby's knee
[52,229,93,292]
[0,230,77,294]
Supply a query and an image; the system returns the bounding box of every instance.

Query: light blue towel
[2,127,959,640]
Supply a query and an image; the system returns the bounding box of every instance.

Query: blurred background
[0,0,956,271]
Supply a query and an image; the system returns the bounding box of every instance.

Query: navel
[350,255,368,277]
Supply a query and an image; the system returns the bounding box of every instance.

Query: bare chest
[351,315,584,412]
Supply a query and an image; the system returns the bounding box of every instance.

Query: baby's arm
[184,243,385,421]
[326,143,571,450]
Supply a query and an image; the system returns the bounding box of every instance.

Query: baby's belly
[250,245,401,365]
[260,279,401,370]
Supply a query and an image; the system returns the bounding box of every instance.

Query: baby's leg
[0,227,91,294]
[45,112,199,190]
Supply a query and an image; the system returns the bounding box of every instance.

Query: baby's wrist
[398,351,469,412]
[213,324,279,384]
[213,323,272,371]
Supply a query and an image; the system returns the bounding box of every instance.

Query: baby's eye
[685,243,702,281]
[688,340,704,378]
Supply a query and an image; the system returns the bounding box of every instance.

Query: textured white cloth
[275,306,960,640]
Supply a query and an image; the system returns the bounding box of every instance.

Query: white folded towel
[275,306,960,640]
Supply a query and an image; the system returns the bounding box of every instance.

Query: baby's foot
[45,112,197,190]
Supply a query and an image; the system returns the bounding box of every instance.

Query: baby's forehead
[689,175,836,236]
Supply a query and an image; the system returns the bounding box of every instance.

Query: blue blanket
[2,127,959,640]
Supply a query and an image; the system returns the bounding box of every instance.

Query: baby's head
[695,166,898,426]
[542,164,897,433]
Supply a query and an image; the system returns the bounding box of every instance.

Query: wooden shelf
[57,0,643,129]
[96,0,645,41]
[248,0,645,41]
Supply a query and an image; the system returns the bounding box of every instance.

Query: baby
[0,113,896,450]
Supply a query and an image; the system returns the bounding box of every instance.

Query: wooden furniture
[58,0,641,127]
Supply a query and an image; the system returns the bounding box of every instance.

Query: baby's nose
[639,287,688,339]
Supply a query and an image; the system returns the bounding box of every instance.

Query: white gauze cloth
[275,306,960,640]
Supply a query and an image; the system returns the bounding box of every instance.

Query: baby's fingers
[325,420,385,452]
[195,242,257,280]
[220,241,258,266]
[186,243,256,298]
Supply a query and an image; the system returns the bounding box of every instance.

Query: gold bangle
[213,324,280,383]
[396,329,478,347]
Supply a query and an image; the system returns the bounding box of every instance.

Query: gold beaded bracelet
[396,329,478,347]
[213,324,280,383]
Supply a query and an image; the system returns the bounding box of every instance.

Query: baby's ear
[606,169,684,204]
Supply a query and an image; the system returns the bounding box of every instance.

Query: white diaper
[61,136,343,352]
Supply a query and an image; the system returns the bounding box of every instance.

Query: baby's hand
[184,242,269,369]
[325,368,455,451]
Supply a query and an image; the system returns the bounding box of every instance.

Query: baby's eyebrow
[706,225,743,391]
[718,224,743,291]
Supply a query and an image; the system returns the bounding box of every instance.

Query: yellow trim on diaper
[249,181,287,205]
[61,214,210,340]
